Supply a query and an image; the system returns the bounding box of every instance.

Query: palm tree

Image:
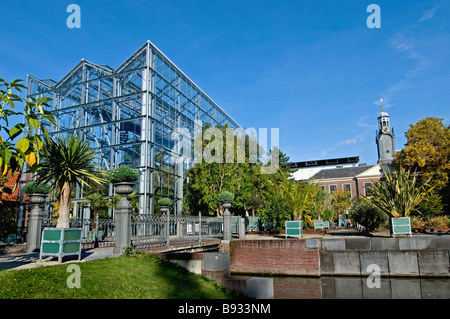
[35,134,106,228]
[275,169,316,221]
[84,192,109,220]
[366,166,436,218]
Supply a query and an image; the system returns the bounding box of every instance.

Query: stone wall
[229,237,450,277]
[229,239,321,276]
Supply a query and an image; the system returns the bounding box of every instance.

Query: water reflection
[240,276,450,299]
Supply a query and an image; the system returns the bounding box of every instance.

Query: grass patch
[0,253,239,299]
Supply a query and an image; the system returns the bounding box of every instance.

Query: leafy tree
[366,166,436,218]
[0,78,55,194]
[0,201,18,239]
[275,169,316,221]
[393,117,450,189]
[331,188,352,218]
[35,135,106,228]
[349,199,388,232]
[311,186,331,219]
[184,124,255,216]
[393,117,450,214]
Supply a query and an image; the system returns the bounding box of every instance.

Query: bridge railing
[130,213,227,249]
[42,213,242,249]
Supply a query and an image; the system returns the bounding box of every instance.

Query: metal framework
[26,41,240,217]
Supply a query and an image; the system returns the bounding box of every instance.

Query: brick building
[311,164,386,199]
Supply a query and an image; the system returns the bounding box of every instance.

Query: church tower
[376,99,396,164]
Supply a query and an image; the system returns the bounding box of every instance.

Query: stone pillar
[113,183,133,255]
[198,212,202,243]
[165,212,170,247]
[239,217,246,239]
[26,194,46,253]
[222,202,232,242]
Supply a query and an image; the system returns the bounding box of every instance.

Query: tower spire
[380,98,384,112]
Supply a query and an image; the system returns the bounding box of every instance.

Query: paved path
[0,246,116,271]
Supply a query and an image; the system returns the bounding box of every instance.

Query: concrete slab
[360,251,389,275]
[321,239,346,251]
[362,278,392,299]
[391,278,422,299]
[333,251,361,275]
[203,252,230,271]
[371,238,399,251]
[418,251,450,276]
[398,237,428,250]
[246,277,274,299]
[345,238,372,251]
[306,239,320,249]
[388,251,419,276]
[334,277,363,299]
[320,251,334,275]
[421,278,450,299]
[426,237,450,250]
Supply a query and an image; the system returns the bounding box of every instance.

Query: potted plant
[108,165,138,195]
[157,198,172,214]
[24,182,51,205]
[217,191,234,209]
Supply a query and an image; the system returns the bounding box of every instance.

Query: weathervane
[380,98,384,112]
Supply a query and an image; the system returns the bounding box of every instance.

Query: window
[329,185,337,193]
[364,182,373,196]
[343,184,351,197]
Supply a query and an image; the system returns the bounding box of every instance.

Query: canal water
[236,275,450,299]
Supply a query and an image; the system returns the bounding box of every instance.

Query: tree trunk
[56,182,72,228]
[92,209,99,231]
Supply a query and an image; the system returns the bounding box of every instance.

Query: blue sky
[1,0,450,166]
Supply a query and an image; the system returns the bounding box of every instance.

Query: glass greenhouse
[25,41,240,217]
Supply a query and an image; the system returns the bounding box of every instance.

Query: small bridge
[42,214,243,251]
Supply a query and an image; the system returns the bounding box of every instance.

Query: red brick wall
[229,240,321,276]
[273,277,322,299]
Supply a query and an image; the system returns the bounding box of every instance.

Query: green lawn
[0,253,239,299]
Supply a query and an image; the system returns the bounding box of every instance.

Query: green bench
[40,228,83,263]
[285,221,303,238]
[391,217,412,237]
[314,220,324,230]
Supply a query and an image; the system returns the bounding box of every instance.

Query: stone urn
[29,193,47,205]
[114,182,135,195]
[221,201,232,210]
[159,206,170,214]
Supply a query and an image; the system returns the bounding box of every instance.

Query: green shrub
[425,216,449,229]
[349,200,388,232]
[23,182,51,194]
[217,191,234,202]
[108,165,138,183]
[157,198,172,206]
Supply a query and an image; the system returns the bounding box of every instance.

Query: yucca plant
[35,135,106,228]
[365,166,436,218]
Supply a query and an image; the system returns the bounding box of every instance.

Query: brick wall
[229,239,321,276]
